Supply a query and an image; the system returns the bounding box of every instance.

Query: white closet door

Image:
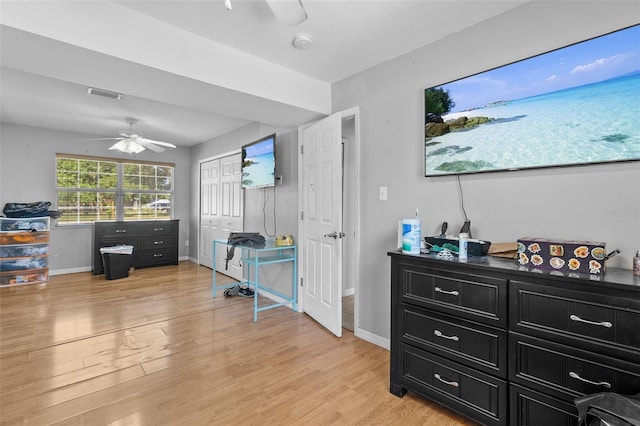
[217,154,244,280]
[200,153,243,281]
[200,159,220,269]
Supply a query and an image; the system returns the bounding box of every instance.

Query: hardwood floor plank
[1,262,472,425]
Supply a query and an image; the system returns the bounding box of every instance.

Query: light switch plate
[379,186,388,201]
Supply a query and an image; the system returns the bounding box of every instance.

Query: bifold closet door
[199,154,243,281]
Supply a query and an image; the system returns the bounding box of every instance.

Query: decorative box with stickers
[517,237,606,275]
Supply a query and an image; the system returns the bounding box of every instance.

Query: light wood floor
[0,262,473,426]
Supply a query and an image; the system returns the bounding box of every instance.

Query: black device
[459,220,471,239]
[439,221,448,238]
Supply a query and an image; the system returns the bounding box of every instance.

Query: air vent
[87,87,122,100]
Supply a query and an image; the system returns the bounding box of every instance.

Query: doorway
[298,108,359,337]
[342,116,357,332]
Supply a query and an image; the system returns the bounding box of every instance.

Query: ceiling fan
[86,117,177,154]
[225,0,307,26]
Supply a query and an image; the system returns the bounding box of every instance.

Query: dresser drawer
[140,248,175,265]
[140,236,175,250]
[140,221,177,237]
[98,223,140,238]
[399,342,507,426]
[509,332,640,403]
[510,280,640,362]
[510,383,578,426]
[399,303,507,377]
[399,262,507,327]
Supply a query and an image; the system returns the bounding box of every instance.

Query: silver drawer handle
[153,254,163,258]
[154,228,164,231]
[435,287,459,296]
[569,371,611,388]
[154,241,164,245]
[434,330,459,342]
[115,229,126,233]
[434,373,459,387]
[569,315,612,328]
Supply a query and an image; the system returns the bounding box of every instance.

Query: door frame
[297,107,361,336]
[197,149,242,267]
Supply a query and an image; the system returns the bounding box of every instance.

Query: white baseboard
[354,327,389,350]
[253,287,294,309]
[49,266,92,276]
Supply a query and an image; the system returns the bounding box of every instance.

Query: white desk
[212,239,297,321]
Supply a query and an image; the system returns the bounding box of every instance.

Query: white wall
[332,2,640,340]
[0,123,192,273]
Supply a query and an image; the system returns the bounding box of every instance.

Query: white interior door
[301,112,343,337]
[217,154,244,280]
[200,153,243,281]
[200,159,220,269]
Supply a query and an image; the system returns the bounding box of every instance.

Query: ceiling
[0,0,528,148]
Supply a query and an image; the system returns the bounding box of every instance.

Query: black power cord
[456,174,471,238]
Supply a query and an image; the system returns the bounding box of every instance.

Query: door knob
[324,232,346,239]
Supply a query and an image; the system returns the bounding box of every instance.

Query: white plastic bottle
[402,209,421,255]
[459,233,468,260]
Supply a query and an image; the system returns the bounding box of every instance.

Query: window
[56,154,174,224]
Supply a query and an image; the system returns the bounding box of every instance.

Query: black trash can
[100,245,134,280]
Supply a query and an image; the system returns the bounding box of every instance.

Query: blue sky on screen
[440,25,639,113]
[245,137,274,158]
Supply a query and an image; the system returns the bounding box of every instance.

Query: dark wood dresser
[93,220,179,275]
[388,251,640,425]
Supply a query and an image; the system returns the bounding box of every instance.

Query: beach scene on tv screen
[424,25,640,176]
[242,138,275,187]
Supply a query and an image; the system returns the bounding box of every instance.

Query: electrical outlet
[185,240,189,247]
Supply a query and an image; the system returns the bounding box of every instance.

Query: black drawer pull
[153,253,163,258]
[569,314,612,328]
[154,228,164,231]
[434,330,459,342]
[569,371,611,388]
[435,287,459,296]
[115,229,126,233]
[154,241,164,245]
[434,373,459,387]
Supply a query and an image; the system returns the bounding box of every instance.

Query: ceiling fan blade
[74,137,124,141]
[265,0,307,26]
[138,137,176,148]
[108,141,127,151]
[137,140,166,153]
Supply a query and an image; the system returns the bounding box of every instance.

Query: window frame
[55,153,175,225]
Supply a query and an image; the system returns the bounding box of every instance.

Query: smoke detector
[292,33,312,49]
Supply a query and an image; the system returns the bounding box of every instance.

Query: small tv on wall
[242,133,276,189]
[424,24,640,177]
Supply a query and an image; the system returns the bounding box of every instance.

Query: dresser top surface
[389,250,640,292]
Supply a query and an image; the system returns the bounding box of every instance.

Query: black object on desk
[424,236,491,256]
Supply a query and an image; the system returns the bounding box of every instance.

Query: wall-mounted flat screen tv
[242,134,276,189]
[424,24,640,177]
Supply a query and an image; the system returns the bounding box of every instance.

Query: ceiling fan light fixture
[110,139,145,155]
[87,87,122,100]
